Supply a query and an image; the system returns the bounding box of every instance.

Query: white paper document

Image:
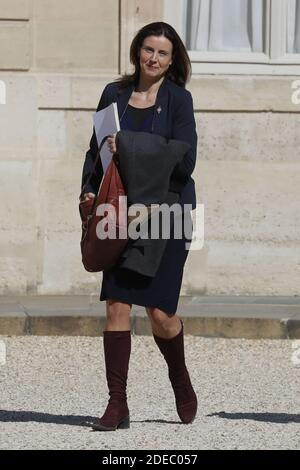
[93,102,120,173]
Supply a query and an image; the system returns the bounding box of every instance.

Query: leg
[105,298,132,331]
[92,299,132,431]
[145,306,182,339]
[146,306,198,424]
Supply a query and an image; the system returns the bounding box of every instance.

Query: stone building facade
[0,0,299,296]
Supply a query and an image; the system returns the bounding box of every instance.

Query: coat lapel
[115,76,170,135]
[152,76,169,135]
[115,83,135,121]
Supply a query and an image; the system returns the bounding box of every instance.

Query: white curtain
[185,0,263,52]
[287,0,300,53]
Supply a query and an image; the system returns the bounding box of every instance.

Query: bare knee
[146,307,180,337]
[146,307,168,328]
[106,299,132,330]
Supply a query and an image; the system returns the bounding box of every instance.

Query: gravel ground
[0,334,299,450]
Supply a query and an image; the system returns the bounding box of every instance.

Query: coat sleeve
[80,85,110,196]
[170,90,198,187]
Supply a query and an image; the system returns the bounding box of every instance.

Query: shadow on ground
[0,409,97,427]
[208,412,300,424]
[0,410,186,427]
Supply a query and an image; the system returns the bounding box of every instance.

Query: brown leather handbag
[79,136,129,272]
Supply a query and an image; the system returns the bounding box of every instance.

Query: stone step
[0,295,299,339]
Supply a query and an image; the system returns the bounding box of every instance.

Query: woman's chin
[145,70,158,76]
[140,69,164,81]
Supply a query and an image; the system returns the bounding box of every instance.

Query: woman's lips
[147,64,158,69]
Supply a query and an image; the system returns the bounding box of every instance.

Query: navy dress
[100,104,193,315]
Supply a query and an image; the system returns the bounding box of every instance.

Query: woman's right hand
[107,133,117,154]
[81,192,96,202]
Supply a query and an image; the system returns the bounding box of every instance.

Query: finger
[83,193,95,200]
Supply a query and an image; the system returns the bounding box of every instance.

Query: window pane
[287,0,300,53]
[185,0,264,53]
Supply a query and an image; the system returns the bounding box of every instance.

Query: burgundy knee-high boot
[92,330,131,431]
[153,319,198,424]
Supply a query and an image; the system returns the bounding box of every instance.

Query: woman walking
[80,22,198,431]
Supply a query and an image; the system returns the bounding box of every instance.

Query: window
[185,0,265,54]
[164,0,300,74]
[287,0,300,53]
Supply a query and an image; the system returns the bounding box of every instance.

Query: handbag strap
[79,134,112,201]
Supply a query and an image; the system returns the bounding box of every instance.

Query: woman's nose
[150,51,158,61]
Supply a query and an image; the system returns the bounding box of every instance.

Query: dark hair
[115,21,191,91]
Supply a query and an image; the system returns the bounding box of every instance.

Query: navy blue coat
[81,75,198,209]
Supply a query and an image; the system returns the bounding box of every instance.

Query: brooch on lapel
[156,106,162,114]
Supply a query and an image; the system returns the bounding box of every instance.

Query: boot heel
[118,415,130,429]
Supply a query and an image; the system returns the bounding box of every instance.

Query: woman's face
[139,35,173,81]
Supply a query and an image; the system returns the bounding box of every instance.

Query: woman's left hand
[107,133,117,154]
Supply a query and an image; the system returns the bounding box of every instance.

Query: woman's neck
[135,74,165,95]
